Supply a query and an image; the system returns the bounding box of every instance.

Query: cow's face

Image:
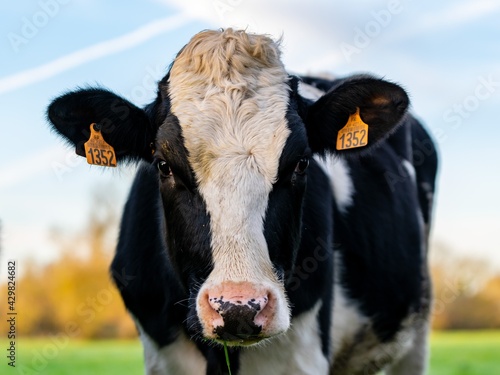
[46,29,409,346]
[153,111,306,345]
[153,30,309,344]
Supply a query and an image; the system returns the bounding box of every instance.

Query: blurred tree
[1,186,136,339]
[430,242,500,330]
[2,210,500,335]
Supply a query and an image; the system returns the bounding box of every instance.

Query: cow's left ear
[305,75,409,155]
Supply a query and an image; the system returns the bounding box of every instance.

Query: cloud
[0,12,193,95]
[385,0,500,43]
[433,0,500,27]
[155,0,348,71]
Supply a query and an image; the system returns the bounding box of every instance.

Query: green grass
[3,338,143,375]
[1,331,499,374]
[429,331,500,375]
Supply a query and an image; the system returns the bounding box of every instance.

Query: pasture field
[2,331,499,374]
[428,331,500,375]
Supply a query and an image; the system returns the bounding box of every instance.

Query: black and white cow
[47,29,438,374]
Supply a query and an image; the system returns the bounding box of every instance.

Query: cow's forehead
[166,29,291,282]
[168,29,290,186]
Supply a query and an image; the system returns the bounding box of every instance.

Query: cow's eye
[157,160,173,177]
[294,158,309,175]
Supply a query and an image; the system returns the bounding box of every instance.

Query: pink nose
[198,281,275,341]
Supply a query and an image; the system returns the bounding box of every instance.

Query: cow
[47,29,438,374]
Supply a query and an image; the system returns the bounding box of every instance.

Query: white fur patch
[134,317,206,375]
[385,318,430,375]
[402,159,416,182]
[298,81,325,100]
[168,29,291,336]
[330,253,369,361]
[239,301,329,375]
[330,256,428,374]
[314,155,355,214]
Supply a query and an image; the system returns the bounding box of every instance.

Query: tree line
[1,194,499,339]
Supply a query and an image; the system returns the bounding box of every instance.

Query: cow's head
[47,29,409,346]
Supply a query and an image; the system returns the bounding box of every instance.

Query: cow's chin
[198,317,289,347]
[206,331,284,347]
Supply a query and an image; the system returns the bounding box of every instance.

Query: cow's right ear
[47,88,157,163]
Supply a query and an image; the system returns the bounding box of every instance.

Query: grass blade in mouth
[224,341,232,375]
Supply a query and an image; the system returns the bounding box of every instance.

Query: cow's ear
[304,75,409,156]
[47,88,157,163]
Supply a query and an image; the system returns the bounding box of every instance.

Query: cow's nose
[199,282,275,342]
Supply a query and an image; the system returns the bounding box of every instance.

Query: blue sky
[1,0,499,273]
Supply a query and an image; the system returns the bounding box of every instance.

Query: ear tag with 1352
[84,123,117,167]
[336,108,369,151]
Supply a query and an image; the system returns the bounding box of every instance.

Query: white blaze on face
[168,30,291,335]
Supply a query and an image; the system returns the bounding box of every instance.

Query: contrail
[0,13,192,95]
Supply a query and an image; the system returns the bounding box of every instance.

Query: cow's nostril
[249,295,268,312]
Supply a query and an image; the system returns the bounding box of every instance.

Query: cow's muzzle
[197,281,289,345]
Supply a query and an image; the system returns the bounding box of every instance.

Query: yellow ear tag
[336,108,369,150]
[84,123,117,167]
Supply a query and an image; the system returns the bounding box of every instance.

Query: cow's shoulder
[409,115,439,227]
[333,125,427,342]
[111,163,186,347]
